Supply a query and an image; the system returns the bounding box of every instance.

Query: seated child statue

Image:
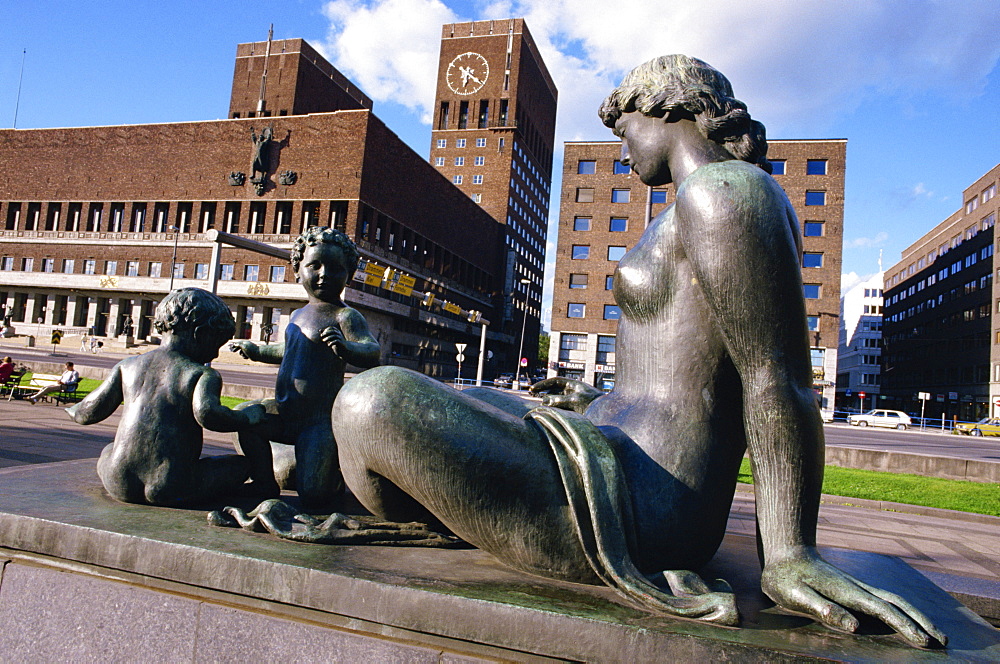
[231,227,380,510]
[67,288,268,506]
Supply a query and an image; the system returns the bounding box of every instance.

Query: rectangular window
[0,257,13,271]
[807,315,819,331]
[105,260,118,275]
[567,303,586,318]
[84,259,96,275]
[571,245,590,260]
[456,138,466,148]
[498,99,509,125]
[21,258,33,272]
[569,273,588,289]
[770,160,786,175]
[436,139,446,148]
[270,265,286,282]
[452,175,463,184]
[194,263,209,280]
[475,138,486,148]
[611,189,631,203]
[806,159,827,175]
[803,283,821,299]
[478,100,488,128]
[802,252,823,268]
[596,335,616,363]
[172,263,184,279]
[559,333,588,360]
[803,221,824,237]
[577,160,596,175]
[244,265,259,281]
[966,198,979,214]
[126,260,139,276]
[454,157,465,166]
[609,217,627,232]
[576,188,594,203]
[458,101,468,129]
[148,262,161,278]
[438,101,449,129]
[474,156,485,166]
[220,264,234,280]
[805,191,826,206]
[613,160,630,175]
[42,258,54,273]
[472,175,483,184]
[607,246,627,261]
[573,217,591,231]
[650,189,667,204]
[605,275,614,290]
[471,193,482,203]
[435,157,445,166]
[603,305,621,320]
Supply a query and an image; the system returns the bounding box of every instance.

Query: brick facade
[550,139,845,409]
[0,37,518,379]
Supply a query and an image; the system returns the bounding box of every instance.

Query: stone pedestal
[0,460,997,662]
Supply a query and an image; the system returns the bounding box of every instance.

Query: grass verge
[26,374,249,410]
[739,458,999,517]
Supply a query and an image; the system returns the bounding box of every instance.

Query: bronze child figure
[231,227,380,510]
[67,288,268,506]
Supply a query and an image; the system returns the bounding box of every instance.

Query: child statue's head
[290,227,360,302]
[155,288,236,357]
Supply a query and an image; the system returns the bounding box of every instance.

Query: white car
[848,409,911,430]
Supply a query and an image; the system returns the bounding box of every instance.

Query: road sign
[456,343,467,352]
[993,396,1000,408]
[520,357,528,367]
[858,391,866,399]
[456,353,466,363]
[50,330,63,345]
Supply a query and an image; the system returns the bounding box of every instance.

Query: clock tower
[431,19,557,372]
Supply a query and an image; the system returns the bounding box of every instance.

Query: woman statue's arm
[675,165,945,648]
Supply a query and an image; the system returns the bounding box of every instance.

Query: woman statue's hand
[761,546,947,648]
[529,377,603,414]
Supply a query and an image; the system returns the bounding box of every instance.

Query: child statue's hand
[320,325,346,357]
[241,403,267,426]
[229,340,259,361]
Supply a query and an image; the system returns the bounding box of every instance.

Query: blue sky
[5,0,1000,324]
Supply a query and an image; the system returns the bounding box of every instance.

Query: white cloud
[840,271,865,295]
[846,231,889,249]
[320,0,1000,141]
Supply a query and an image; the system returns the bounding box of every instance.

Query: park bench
[2,369,27,401]
[15,373,82,405]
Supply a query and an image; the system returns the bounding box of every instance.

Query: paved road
[825,423,1000,463]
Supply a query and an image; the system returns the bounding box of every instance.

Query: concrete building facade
[549,139,846,410]
[882,163,1000,421]
[429,19,557,373]
[0,35,532,379]
[836,272,884,412]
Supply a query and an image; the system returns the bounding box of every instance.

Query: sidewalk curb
[736,482,1000,526]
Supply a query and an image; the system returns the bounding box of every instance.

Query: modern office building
[429,19,557,372]
[836,272,884,412]
[549,139,846,410]
[0,33,535,379]
[882,163,999,421]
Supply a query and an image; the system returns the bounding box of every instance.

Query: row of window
[559,333,616,364]
[568,273,614,290]
[576,158,829,177]
[574,188,668,204]
[571,245,627,261]
[436,137,489,149]
[567,303,621,320]
[451,175,484,185]
[889,245,994,306]
[573,216,629,232]
[965,183,996,213]
[437,155,487,167]
[888,213,995,286]
[0,256,285,281]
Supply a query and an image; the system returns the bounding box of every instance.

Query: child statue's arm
[192,369,266,432]
[321,308,380,368]
[229,340,284,364]
[66,363,124,424]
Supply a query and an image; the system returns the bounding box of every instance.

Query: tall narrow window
[478,100,489,128]
[438,101,450,129]
[458,101,469,129]
[499,99,509,126]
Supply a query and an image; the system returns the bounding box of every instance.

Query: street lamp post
[513,278,531,390]
[168,225,180,292]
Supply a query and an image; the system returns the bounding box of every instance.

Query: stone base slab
[0,460,997,662]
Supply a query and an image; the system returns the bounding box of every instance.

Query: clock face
[446,52,489,95]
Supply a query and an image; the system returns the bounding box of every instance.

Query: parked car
[493,373,514,388]
[847,409,911,430]
[953,417,1000,436]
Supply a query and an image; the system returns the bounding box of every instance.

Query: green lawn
[26,374,247,409]
[739,458,999,517]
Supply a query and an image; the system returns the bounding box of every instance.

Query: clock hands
[459,66,483,88]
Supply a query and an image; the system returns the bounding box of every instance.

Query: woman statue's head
[599,55,771,173]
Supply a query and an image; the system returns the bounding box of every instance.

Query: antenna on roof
[257,24,273,114]
[12,49,25,129]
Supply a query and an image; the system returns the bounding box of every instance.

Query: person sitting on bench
[28,362,80,404]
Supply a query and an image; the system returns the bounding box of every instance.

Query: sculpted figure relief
[327,56,945,647]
